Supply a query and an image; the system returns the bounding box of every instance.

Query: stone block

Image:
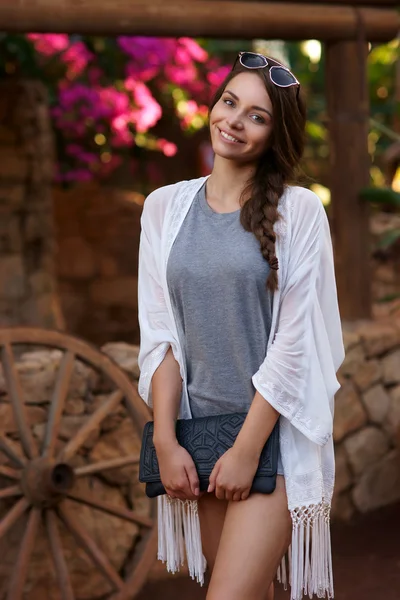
[0,215,22,254]
[358,321,400,358]
[344,426,389,476]
[353,359,382,392]
[383,386,400,443]
[0,255,25,299]
[331,491,355,522]
[352,450,400,512]
[0,148,28,181]
[0,404,46,434]
[333,382,367,442]
[334,445,352,493]
[64,397,86,416]
[362,384,390,424]
[342,327,361,353]
[90,277,138,309]
[382,349,400,386]
[339,344,365,378]
[89,418,141,485]
[101,342,140,380]
[0,185,25,208]
[13,350,94,404]
[58,237,97,280]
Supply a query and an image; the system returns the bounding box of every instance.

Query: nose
[226,114,244,130]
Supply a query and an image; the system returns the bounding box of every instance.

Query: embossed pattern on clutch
[139,413,279,498]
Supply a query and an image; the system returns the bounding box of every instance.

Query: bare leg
[206,476,291,600]
[198,492,228,572]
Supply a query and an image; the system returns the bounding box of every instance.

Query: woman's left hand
[207,446,259,502]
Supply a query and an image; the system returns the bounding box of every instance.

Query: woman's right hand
[155,439,200,501]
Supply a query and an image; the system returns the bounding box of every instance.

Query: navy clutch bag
[139,413,279,498]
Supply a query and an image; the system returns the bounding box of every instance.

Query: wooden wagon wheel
[0,327,156,600]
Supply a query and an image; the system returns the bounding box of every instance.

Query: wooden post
[0,1,398,40]
[326,40,371,319]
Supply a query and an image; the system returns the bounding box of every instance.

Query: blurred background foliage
[0,33,398,204]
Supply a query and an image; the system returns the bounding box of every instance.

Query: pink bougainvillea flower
[157,138,178,157]
[130,81,162,132]
[27,33,70,56]
[178,38,208,63]
[207,65,231,89]
[63,41,94,78]
[165,63,197,86]
[27,32,231,182]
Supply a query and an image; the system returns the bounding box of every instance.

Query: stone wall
[333,318,400,520]
[371,212,400,309]
[0,80,64,329]
[53,183,142,345]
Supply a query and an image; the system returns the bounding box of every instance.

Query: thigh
[198,492,228,572]
[206,476,291,600]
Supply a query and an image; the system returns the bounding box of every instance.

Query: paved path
[137,502,400,600]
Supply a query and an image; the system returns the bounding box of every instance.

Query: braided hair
[209,58,306,291]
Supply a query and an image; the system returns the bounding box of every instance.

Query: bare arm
[152,347,182,448]
[234,391,280,459]
[151,347,200,500]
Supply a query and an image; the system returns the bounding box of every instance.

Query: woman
[138,53,344,600]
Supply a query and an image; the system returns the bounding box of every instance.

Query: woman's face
[209,71,273,165]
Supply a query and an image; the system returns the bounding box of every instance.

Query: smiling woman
[137,52,344,600]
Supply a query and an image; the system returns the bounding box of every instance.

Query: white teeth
[220,130,240,143]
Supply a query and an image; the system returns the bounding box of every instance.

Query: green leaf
[376,228,400,250]
[360,187,400,208]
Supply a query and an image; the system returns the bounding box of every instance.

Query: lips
[217,127,244,144]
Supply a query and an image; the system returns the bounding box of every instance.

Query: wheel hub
[21,457,75,508]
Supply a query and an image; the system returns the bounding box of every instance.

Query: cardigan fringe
[138,179,345,599]
[157,496,333,599]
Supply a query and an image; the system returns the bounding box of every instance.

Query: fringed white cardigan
[137,176,345,600]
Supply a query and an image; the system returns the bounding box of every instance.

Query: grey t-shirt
[167,182,274,419]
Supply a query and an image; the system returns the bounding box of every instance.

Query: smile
[218,127,244,144]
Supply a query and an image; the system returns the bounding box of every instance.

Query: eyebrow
[224,89,273,119]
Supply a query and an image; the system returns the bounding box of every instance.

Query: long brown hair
[209,57,306,291]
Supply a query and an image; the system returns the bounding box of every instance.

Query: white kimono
[137,176,345,600]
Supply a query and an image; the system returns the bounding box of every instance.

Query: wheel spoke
[0,485,22,499]
[6,507,40,600]
[58,390,123,463]
[0,434,25,468]
[0,497,30,541]
[45,510,75,600]
[42,351,75,459]
[57,503,124,591]
[74,455,139,478]
[67,490,153,528]
[0,465,21,480]
[1,343,38,459]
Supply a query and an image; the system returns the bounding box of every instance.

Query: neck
[207,155,256,211]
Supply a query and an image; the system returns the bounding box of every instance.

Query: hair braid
[241,161,283,291]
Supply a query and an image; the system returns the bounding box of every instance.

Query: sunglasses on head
[234,52,300,95]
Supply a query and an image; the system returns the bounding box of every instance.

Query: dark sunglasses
[234,52,300,94]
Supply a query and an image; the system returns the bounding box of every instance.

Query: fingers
[240,490,250,502]
[213,485,250,502]
[208,464,219,493]
[232,490,242,502]
[185,462,200,498]
[165,473,197,501]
